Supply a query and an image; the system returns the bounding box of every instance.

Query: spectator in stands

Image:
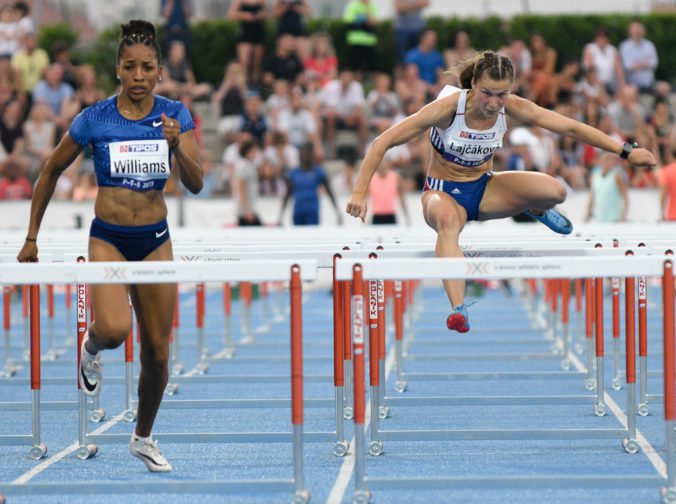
[274,0,310,57]
[74,64,106,109]
[0,98,26,161]
[368,157,410,225]
[160,0,193,54]
[404,28,445,96]
[156,40,211,100]
[579,66,611,126]
[659,149,676,221]
[586,152,629,222]
[222,130,256,196]
[650,97,674,165]
[239,90,268,145]
[557,135,587,189]
[366,72,401,134]
[549,59,581,109]
[228,0,268,86]
[0,156,31,199]
[303,32,337,88]
[213,62,248,141]
[262,33,303,90]
[72,170,98,201]
[278,86,323,159]
[343,0,377,77]
[528,33,556,108]
[0,6,17,90]
[22,101,56,181]
[234,138,263,226]
[606,84,648,142]
[583,28,625,96]
[265,78,291,131]
[320,68,367,157]
[443,30,476,87]
[32,63,77,131]
[261,130,298,195]
[500,39,531,98]
[393,0,429,63]
[394,62,427,108]
[13,2,33,40]
[10,31,49,102]
[619,21,658,94]
[51,40,79,90]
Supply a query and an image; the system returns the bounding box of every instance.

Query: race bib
[108,140,170,181]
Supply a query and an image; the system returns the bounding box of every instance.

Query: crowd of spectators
[0,0,674,224]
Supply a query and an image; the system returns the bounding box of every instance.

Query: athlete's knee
[434,210,463,236]
[140,340,170,368]
[90,321,131,350]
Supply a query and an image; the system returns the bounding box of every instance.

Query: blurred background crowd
[1,0,676,224]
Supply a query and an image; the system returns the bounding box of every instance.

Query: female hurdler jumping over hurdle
[346,51,656,332]
[17,20,203,471]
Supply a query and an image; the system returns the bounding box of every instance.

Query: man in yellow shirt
[11,31,50,98]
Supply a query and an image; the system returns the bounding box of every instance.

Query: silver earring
[116,76,120,80]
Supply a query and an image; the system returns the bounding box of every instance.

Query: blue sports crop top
[68,95,194,192]
[429,85,507,168]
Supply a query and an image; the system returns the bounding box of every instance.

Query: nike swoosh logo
[156,229,168,238]
[152,120,163,127]
[81,367,97,392]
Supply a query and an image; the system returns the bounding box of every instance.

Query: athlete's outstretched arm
[506,95,656,168]
[18,134,83,262]
[346,93,458,222]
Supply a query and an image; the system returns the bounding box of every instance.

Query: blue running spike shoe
[524,208,573,235]
[446,304,470,333]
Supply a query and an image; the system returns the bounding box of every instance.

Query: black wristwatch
[619,142,637,160]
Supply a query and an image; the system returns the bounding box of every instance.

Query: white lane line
[568,352,666,477]
[12,411,126,484]
[326,347,396,504]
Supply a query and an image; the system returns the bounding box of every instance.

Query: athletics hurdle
[337,255,671,503]
[0,259,314,503]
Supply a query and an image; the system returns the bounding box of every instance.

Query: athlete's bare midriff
[426,148,495,183]
[94,187,168,225]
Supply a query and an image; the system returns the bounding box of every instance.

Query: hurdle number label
[638,276,646,306]
[77,284,86,326]
[353,294,364,354]
[377,280,384,308]
[369,281,378,321]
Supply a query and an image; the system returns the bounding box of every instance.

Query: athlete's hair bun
[120,19,156,41]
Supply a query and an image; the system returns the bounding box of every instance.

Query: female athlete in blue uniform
[346,51,656,333]
[17,20,203,472]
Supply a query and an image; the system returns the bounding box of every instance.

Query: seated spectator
[74,64,106,109]
[261,130,298,195]
[549,59,581,109]
[619,21,657,94]
[393,62,427,108]
[557,135,587,189]
[404,28,445,96]
[0,6,17,90]
[528,33,556,108]
[234,138,263,226]
[278,142,341,226]
[213,62,248,141]
[650,97,674,164]
[13,2,33,40]
[0,98,26,158]
[500,39,532,98]
[239,90,269,145]
[277,86,322,157]
[265,78,291,131]
[262,33,303,90]
[606,84,648,141]
[366,72,401,133]
[319,68,366,157]
[583,27,625,96]
[32,63,77,130]
[22,101,56,181]
[10,31,49,102]
[0,156,31,199]
[444,30,476,85]
[222,130,261,196]
[72,171,98,201]
[303,32,337,88]
[156,40,211,100]
[50,40,79,90]
[579,66,610,126]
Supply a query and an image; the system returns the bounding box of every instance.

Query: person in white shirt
[319,68,366,155]
[619,21,658,93]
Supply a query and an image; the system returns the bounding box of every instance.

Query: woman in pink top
[659,157,676,220]
[368,159,410,224]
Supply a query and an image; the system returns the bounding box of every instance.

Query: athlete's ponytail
[455,51,515,89]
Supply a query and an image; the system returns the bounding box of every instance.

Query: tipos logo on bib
[108,140,169,180]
